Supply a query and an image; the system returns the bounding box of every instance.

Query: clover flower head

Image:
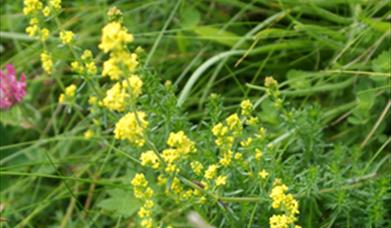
[0,64,26,109]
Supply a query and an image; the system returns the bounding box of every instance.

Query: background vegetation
[1,0,390,227]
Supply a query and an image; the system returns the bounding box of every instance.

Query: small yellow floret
[140,150,160,169]
[114,111,148,146]
[40,51,53,74]
[60,30,74,44]
[204,164,218,179]
[215,175,227,186]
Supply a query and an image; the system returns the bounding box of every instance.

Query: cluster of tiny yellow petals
[258,169,269,179]
[269,180,300,228]
[71,50,97,75]
[40,51,53,74]
[226,113,242,132]
[255,149,263,160]
[102,83,128,112]
[167,131,196,154]
[140,150,160,169]
[240,137,253,147]
[240,99,253,116]
[102,75,142,112]
[190,161,204,175]
[219,150,233,167]
[204,164,218,180]
[102,51,138,80]
[23,0,43,15]
[215,175,227,186]
[60,30,74,44]
[99,22,134,53]
[84,129,94,139]
[58,84,76,104]
[131,173,155,228]
[114,111,148,146]
[122,75,143,98]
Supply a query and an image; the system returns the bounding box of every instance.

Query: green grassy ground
[0,0,390,227]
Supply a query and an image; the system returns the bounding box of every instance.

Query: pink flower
[0,64,26,109]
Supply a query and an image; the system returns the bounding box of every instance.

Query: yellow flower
[84,129,94,139]
[122,75,143,98]
[99,22,134,53]
[131,173,148,188]
[102,83,128,112]
[88,96,97,105]
[140,150,160,169]
[42,6,50,17]
[255,149,263,160]
[138,207,151,218]
[26,18,39,37]
[226,113,242,133]
[102,51,139,80]
[167,131,196,154]
[71,61,84,74]
[60,30,74,44]
[39,28,49,41]
[140,218,153,228]
[265,76,278,88]
[240,99,252,116]
[234,152,243,160]
[23,0,43,15]
[65,84,76,97]
[204,164,218,180]
[215,175,227,186]
[190,161,203,175]
[81,50,93,60]
[40,51,53,74]
[161,149,179,164]
[219,150,233,167]
[157,175,167,186]
[114,111,148,146]
[258,169,269,179]
[240,137,253,147]
[269,214,290,228]
[85,62,97,75]
[212,122,228,137]
[58,84,76,104]
[49,0,61,11]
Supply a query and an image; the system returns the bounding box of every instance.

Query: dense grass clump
[0,1,390,227]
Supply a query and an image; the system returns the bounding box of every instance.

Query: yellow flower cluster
[240,99,253,116]
[24,0,62,41]
[131,173,154,228]
[58,84,77,104]
[102,51,139,80]
[99,19,138,80]
[40,51,53,74]
[269,180,300,228]
[167,131,196,155]
[83,129,94,139]
[99,22,134,53]
[102,75,143,112]
[60,30,74,44]
[190,161,204,175]
[23,0,43,15]
[25,18,49,41]
[140,150,160,169]
[114,111,148,146]
[71,50,97,75]
[42,0,62,17]
[204,164,218,179]
[161,131,196,174]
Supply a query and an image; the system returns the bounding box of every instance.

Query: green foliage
[1,0,390,227]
